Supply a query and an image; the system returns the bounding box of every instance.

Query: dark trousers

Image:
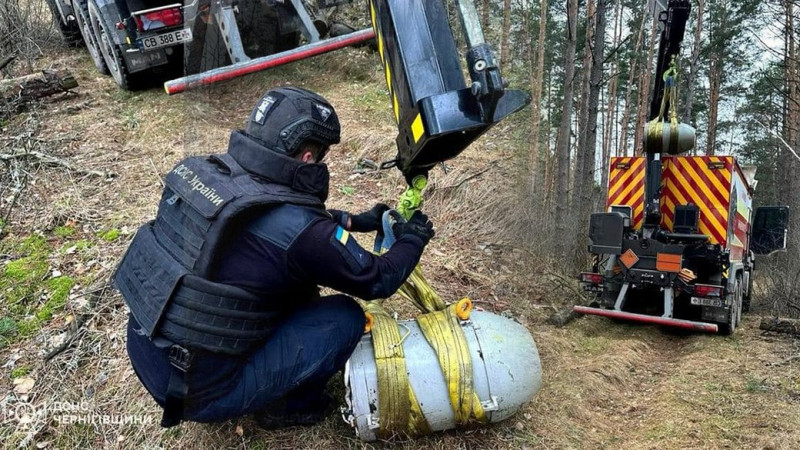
[127,294,366,423]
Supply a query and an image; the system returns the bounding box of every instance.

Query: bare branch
[0,53,15,72]
[0,150,113,178]
[0,171,25,239]
[602,33,631,65]
[747,27,800,63]
[754,119,800,163]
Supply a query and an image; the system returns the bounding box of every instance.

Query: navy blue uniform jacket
[127,200,426,410]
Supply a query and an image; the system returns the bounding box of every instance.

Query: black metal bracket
[369,0,530,180]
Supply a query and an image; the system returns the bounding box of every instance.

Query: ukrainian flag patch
[335,226,350,245]
[331,226,368,273]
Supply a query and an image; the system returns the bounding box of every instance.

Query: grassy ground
[1,42,799,450]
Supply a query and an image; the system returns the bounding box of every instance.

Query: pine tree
[702,0,761,154]
[554,0,579,252]
[617,7,647,156]
[529,0,549,188]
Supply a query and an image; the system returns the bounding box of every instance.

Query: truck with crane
[45,0,369,89]
[574,0,789,334]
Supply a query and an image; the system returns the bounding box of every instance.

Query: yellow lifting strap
[416,301,488,426]
[396,265,446,313]
[361,175,487,437]
[393,175,446,313]
[646,55,681,154]
[361,301,430,438]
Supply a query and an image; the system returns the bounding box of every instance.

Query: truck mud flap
[122,48,168,74]
[573,305,719,333]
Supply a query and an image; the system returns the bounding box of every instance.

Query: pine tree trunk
[618,9,647,157]
[602,0,621,190]
[600,86,607,187]
[554,0,579,251]
[571,0,608,262]
[782,0,799,249]
[581,0,607,212]
[529,0,549,189]
[780,1,791,204]
[705,4,731,156]
[482,0,491,31]
[544,64,554,212]
[706,54,721,155]
[682,0,704,125]
[573,0,596,214]
[501,0,512,68]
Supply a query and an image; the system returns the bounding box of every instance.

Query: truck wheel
[183,12,232,75]
[236,0,275,57]
[719,279,741,336]
[742,272,752,313]
[89,1,132,89]
[236,0,300,57]
[45,0,83,46]
[74,0,108,74]
[736,278,743,325]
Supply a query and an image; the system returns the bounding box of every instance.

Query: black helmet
[245,87,341,157]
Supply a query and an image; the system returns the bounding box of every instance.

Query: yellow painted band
[385,60,392,93]
[411,113,424,143]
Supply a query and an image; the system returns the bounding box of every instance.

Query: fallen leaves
[13,376,35,394]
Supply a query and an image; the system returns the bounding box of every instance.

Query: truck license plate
[690,297,722,307]
[139,29,192,50]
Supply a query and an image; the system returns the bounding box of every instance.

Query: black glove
[350,203,390,232]
[392,211,435,246]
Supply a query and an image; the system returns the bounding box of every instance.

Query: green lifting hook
[396,175,428,220]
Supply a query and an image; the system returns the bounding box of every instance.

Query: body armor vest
[114,132,329,356]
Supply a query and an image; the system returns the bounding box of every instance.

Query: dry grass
[529,316,800,449]
[1,35,799,450]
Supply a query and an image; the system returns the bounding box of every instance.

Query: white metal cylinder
[342,311,542,441]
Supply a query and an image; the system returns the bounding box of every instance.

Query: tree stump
[548,306,579,327]
[1,69,78,103]
[759,317,800,336]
